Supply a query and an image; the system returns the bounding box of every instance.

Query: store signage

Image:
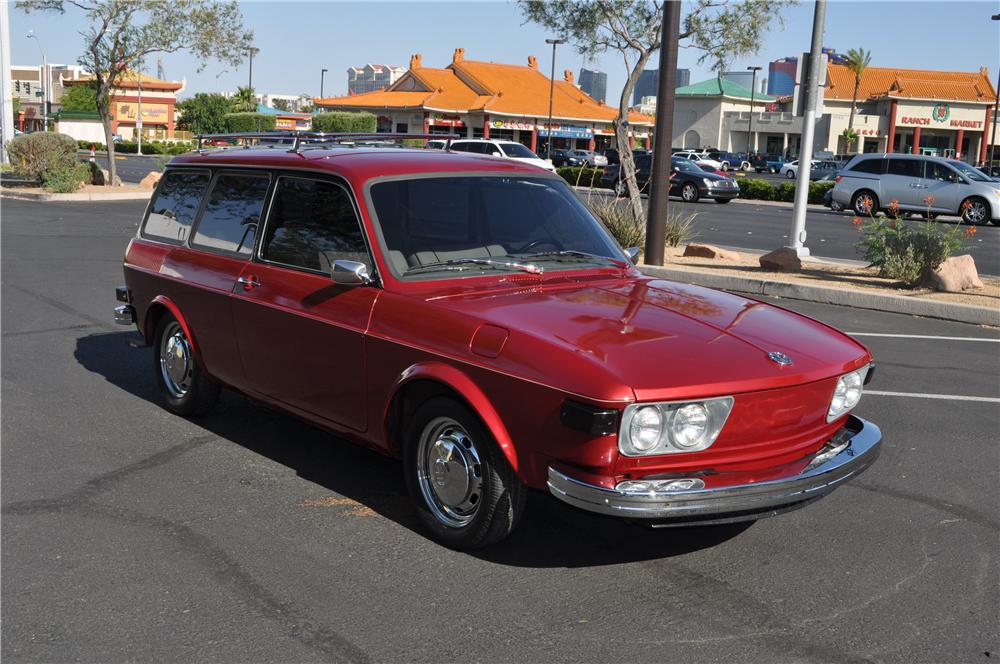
[897,102,984,129]
[430,114,465,127]
[949,119,983,129]
[491,119,536,131]
[859,129,880,136]
[931,103,950,122]
[116,102,168,123]
[538,124,593,139]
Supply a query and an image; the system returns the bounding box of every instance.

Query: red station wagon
[115,132,882,549]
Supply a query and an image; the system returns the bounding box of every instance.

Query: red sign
[900,116,931,126]
[949,119,982,128]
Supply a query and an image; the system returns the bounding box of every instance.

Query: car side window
[191,172,270,255]
[849,158,883,174]
[449,143,469,152]
[143,170,211,243]
[926,162,959,182]
[261,177,371,274]
[886,159,922,178]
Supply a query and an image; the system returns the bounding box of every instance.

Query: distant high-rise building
[631,68,690,106]
[578,68,607,103]
[346,63,406,96]
[722,71,759,92]
[767,48,845,97]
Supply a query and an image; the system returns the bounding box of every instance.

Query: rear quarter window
[848,158,883,175]
[191,172,271,256]
[142,170,211,243]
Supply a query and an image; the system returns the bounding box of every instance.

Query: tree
[844,47,872,141]
[230,86,257,113]
[17,0,253,186]
[519,0,793,222]
[841,127,858,153]
[176,93,231,135]
[60,83,98,112]
[271,98,290,112]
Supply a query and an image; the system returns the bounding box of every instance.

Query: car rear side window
[261,177,370,274]
[191,172,270,256]
[849,158,883,174]
[886,159,922,177]
[143,170,211,243]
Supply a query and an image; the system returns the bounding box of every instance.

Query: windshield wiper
[405,258,544,276]
[518,250,628,268]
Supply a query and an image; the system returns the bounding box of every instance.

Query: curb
[638,263,999,327]
[1,189,152,202]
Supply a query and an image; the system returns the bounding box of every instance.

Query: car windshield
[368,176,625,279]
[699,164,716,173]
[499,143,538,159]
[949,160,993,183]
[570,150,590,157]
[672,159,702,173]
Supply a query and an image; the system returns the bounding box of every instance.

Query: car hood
[511,156,556,171]
[432,276,871,402]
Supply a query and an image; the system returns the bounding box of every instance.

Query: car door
[230,173,378,432]
[920,161,962,213]
[884,157,925,210]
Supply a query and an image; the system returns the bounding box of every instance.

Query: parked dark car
[600,154,740,203]
[551,149,586,167]
[602,148,650,165]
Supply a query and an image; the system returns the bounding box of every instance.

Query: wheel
[153,314,219,416]
[785,170,795,179]
[715,198,732,204]
[961,197,990,225]
[721,162,729,171]
[404,397,527,549]
[681,182,699,202]
[769,167,777,174]
[851,190,880,217]
[755,168,763,174]
[615,179,626,197]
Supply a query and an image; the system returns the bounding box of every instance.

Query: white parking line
[848,333,1000,343]
[866,390,1000,403]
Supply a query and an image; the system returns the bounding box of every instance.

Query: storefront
[315,48,652,155]
[62,71,185,140]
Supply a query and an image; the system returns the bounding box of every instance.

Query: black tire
[960,197,990,225]
[152,313,220,416]
[785,170,795,179]
[851,190,880,217]
[614,179,626,197]
[715,198,732,204]
[681,182,700,203]
[403,397,526,549]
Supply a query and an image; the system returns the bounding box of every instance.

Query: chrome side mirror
[331,260,372,286]
[625,247,640,264]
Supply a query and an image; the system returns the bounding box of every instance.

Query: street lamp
[989,13,999,167]
[247,46,260,89]
[320,68,328,99]
[26,30,47,132]
[746,66,762,156]
[544,38,565,160]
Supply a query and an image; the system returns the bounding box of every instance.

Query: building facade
[316,49,653,153]
[578,68,607,104]
[631,68,691,107]
[59,71,185,141]
[347,64,406,95]
[11,64,88,131]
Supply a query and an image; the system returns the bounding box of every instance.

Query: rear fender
[145,295,206,370]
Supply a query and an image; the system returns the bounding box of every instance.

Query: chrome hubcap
[856,195,873,214]
[417,418,483,528]
[966,202,986,224]
[159,321,193,398]
[683,185,696,201]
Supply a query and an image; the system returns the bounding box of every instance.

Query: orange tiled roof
[825,64,995,102]
[315,50,652,125]
[65,70,183,91]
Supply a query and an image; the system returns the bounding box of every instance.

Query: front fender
[388,362,519,473]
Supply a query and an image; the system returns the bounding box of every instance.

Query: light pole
[247,47,259,89]
[320,68,328,99]
[746,66,762,156]
[135,58,143,155]
[544,38,565,160]
[26,30,46,131]
[989,13,999,167]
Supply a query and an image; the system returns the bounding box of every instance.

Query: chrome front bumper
[547,415,881,524]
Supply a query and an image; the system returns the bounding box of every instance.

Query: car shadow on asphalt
[75,331,751,567]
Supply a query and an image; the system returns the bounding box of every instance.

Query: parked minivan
[831,153,1000,224]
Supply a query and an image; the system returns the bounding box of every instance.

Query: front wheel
[404,397,527,549]
[961,197,990,225]
[681,182,700,202]
[851,190,880,217]
[615,179,626,197]
[153,314,219,416]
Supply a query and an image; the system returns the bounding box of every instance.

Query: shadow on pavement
[75,330,751,567]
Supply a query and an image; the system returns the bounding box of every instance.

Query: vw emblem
[768,351,793,366]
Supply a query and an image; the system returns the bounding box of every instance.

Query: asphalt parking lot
[2,198,998,663]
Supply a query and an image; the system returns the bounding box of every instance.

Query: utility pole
[248,47,259,89]
[320,68,328,99]
[644,0,681,266]
[1,0,14,163]
[746,66,762,155]
[786,0,826,258]
[989,14,999,167]
[544,37,564,160]
[27,30,45,131]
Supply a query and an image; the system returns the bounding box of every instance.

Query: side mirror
[332,260,372,286]
[625,247,640,263]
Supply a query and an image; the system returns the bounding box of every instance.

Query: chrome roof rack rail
[193,131,460,154]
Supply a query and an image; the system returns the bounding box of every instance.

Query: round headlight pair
[622,398,732,456]
[629,406,662,451]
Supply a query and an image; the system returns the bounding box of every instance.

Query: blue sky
[10,0,1000,103]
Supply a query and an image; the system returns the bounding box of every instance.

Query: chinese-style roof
[675,77,776,102]
[64,70,183,91]
[316,49,652,125]
[824,64,996,103]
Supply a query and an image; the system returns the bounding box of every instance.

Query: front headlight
[827,366,869,422]
[703,177,715,187]
[619,397,734,456]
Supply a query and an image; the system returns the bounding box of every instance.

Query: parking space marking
[848,333,1000,342]
[866,390,1000,403]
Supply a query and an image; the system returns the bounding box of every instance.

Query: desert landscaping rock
[759,247,802,271]
[139,171,163,189]
[930,254,984,292]
[683,243,741,261]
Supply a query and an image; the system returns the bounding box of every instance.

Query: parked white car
[448,139,556,172]
[674,150,723,170]
[779,159,819,179]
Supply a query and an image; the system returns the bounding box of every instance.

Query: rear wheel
[961,197,990,225]
[681,182,700,202]
[785,170,795,179]
[404,397,526,549]
[851,190,880,217]
[615,179,626,197]
[153,314,219,416]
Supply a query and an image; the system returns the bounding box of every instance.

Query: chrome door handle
[237,275,260,291]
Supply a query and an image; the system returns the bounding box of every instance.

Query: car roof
[169,146,552,182]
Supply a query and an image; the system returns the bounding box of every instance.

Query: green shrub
[77,140,107,151]
[663,210,699,247]
[808,181,835,204]
[311,111,377,133]
[556,166,608,189]
[735,178,775,201]
[7,132,78,180]
[42,162,90,193]
[775,181,796,202]
[223,112,277,133]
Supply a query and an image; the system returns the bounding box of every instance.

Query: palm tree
[844,48,872,149]
[231,86,257,113]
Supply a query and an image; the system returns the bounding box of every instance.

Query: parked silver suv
[831,153,1000,225]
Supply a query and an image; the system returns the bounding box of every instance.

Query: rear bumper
[547,415,881,524]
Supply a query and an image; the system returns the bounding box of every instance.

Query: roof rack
[193,131,461,154]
